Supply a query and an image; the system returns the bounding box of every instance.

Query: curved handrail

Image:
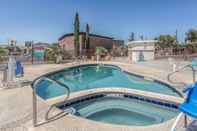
[170,112,184,131]
[32,76,70,126]
[167,64,196,86]
[32,76,70,101]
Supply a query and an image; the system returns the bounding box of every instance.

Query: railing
[167,64,196,85]
[32,76,70,127]
[170,113,184,131]
[168,64,196,131]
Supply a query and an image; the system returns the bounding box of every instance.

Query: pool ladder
[32,76,71,127]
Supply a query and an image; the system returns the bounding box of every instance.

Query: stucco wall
[130,51,154,62]
[128,44,155,62]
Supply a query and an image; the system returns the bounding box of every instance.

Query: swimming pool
[57,93,179,126]
[34,64,181,100]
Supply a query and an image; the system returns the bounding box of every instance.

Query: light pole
[31,41,34,64]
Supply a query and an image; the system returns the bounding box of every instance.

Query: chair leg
[184,115,187,128]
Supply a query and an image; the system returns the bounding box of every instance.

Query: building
[33,42,49,60]
[128,40,157,62]
[113,40,124,48]
[58,32,124,57]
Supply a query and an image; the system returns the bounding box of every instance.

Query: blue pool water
[35,65,180,100]
[59,96,179,126]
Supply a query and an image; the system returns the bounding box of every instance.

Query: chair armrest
[183,85,193,93]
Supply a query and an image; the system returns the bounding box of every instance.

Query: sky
[0,0,197,44]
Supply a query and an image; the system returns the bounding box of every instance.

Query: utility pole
[175,29,178,44]
[128,32,135,41]
[31,41,34,64]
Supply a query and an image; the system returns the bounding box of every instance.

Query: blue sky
[0,0,197,44]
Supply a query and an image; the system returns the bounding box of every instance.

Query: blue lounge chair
[169,58,197,130]
[179,82,197,118]
[171,83,197,131]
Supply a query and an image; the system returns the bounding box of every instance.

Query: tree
[85,24,90,52]
[186,29,197,43]
[0,47,8,55]
[155,35,176,48]
[44,44,62,63]
[74,12,80,57]
[128,32,135,41]
[0,47,8,61]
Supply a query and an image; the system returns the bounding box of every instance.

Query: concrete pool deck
[0,60,192,131]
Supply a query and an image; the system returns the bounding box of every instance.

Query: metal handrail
[167,64,196,86]
[170,113,184,131]
[168,64,197,131]
[32,76,70,127]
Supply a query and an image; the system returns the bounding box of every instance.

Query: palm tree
[44,44,62,63]
[155,35,176,48]
[74,12,80,57]
[186,29,197,43]
[95,47,107,61]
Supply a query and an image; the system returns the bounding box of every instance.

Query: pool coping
[46,87,183,107]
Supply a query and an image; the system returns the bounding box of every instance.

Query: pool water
[60,97,179,126]
[35,65,180,100]
[87,108,156,126]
